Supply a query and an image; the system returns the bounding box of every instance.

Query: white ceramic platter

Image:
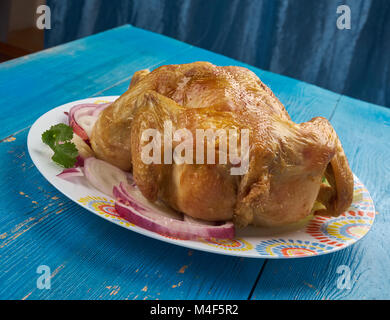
[27,96,376,258]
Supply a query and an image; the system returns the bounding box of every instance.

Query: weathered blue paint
[251,96,390,300]
[0,25,192,140]
[0,25,388,300]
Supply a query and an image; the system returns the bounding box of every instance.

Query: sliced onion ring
[84,157,128,197]
[71,133,94,159]
[183,215,216,226]
[92,103,110,117]
[57,167,84,180]
[113,184,235,240]
[118,182,183,220]
[68,103,111,140]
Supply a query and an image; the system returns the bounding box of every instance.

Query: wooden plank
[0,27,267,300]
[0,128,264,299]
[0,25,355,300]
[251,96,390,300]
[0,25,193,140]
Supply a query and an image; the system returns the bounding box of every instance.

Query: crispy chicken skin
[90,62,354,227]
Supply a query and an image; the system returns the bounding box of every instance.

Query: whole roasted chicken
[90,62,354,227]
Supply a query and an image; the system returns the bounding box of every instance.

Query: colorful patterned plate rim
[27,96,376,259]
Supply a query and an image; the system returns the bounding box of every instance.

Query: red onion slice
[68,103,111,140]
[183,215,216,226]
[118,182,183,220]
[92,103,111,117]
[113,184,235,240]
[84,157,128,197]
[74,155,85,167]
[57,167,84,180]
[68,104,95,140]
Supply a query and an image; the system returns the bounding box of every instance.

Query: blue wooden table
[0,25,389,300]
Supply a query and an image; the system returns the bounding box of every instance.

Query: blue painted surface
[45,0,390,108]
[252,97,390,300]
[0,25,389,299]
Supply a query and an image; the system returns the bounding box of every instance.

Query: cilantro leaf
[42,124,78,168]
[51,142,78,168]
[42,123,74,148]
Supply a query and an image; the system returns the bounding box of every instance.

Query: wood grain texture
[0,25,386,300]
[251,96,390,300]
[0,26,267,300]
[0,112,266,300]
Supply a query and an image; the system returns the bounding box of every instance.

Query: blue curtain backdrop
[45,0,390,108]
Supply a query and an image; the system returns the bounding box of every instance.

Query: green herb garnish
[42,123,78,168]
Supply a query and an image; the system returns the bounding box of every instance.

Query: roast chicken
[90,62,354,227]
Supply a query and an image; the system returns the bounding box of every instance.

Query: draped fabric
[45,0,390,108]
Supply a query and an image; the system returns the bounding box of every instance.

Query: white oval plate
[27,96,376,259]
